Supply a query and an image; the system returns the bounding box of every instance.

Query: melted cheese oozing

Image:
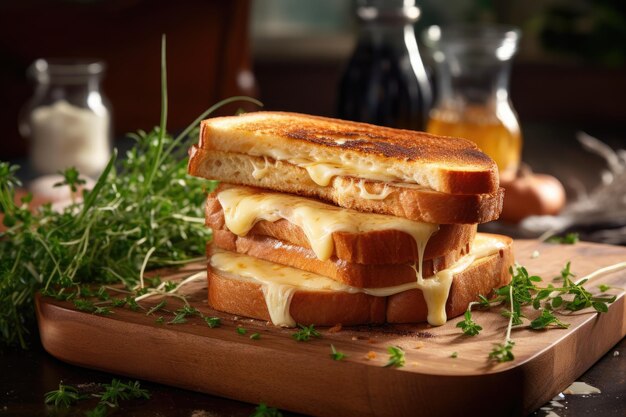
[218,188,438,262]
[250,156,274,180]
[210,233,507,327]
[407,233,507,325]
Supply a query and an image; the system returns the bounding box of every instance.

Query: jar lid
[29,59,106,83]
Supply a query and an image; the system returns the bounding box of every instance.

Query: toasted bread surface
[209,231,470,288]
[189,148,504,224]
[206,234,513,326]
[207,269,387,326]
[205,186,477,264]
[197,112,498,194]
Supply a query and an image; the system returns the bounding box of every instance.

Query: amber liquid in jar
[427,105,522,177]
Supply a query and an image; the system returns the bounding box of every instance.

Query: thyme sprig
[458,261,619,362]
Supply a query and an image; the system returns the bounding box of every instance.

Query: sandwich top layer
[198,111,499,195]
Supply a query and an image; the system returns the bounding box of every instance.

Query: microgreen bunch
[251,403,283,417]
[0,36,261,348]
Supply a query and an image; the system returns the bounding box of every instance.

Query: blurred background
[1,0,625,239]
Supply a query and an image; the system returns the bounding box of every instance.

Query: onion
[500,166,566,223]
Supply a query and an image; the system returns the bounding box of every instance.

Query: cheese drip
[209,234,507,327]
[218,188,438,262]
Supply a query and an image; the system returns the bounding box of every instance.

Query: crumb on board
[365,351,377,360]
[414,341,425,349]
[328,323,342,333]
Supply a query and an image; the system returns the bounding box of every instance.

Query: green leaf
[592,302,609,313]
[292,324,321,342]
[489,340,515,363]
[384,346,406,368]
[456,309,483,336]
[250,333,261,340]
[329,344,346,361]
[236,327,247,335]
[251,403,283,417]
[204,316,221,328]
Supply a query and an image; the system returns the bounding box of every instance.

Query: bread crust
[207,269,387,326]
[198,111,499,194]
[209,231,470,288]
[206,234,514,326]
[205,186,477,265]
[189,147,503,224]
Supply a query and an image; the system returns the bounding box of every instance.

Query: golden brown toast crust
[189,148,504,224]
[207,269,387,326]
[197,111,499,195]
[209,231,470,288]
[205,187,477,264]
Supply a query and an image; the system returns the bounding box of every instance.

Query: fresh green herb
[530,309,570,330]
[93,306,113,316]
[0,36,261,348]
[163,281,177,292]
[547,232,579,244]
[146,300,167,316]
[461,261,617,362]
[489,340,515,363]
[329,344,346,361]
[598,284,612,292]
[237,327,247,335]
[292,324,321,342]
[384,346,405,368]
[155,316,164,324]
[451,352,458,358]
[44,379,149,416]
[251,402,283,417]
[456,310,483,336]
[96,286,110,301]
[97,379,150,407]
[73,299,95,313]
[44,383,82,407]
[54,166,87,194]
[166,305,200,324]
[250,333,261,340]
[204,316,221,328]
[125,296,140,312]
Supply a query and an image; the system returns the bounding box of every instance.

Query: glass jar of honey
[423,25,522,178]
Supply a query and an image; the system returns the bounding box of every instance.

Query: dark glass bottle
[338,0,432,131]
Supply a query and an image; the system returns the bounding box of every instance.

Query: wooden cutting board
[36,239,626,417]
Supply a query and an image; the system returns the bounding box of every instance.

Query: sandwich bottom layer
[206,234,514,327]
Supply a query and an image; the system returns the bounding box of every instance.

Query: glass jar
[337,0,432,130]
[424,25,522,178]
[19,59,112,178]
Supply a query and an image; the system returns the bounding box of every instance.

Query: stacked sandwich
[188,112,513,327]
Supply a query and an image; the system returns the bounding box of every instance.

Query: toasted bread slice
[206,234,513,326]
[190,148,504,224]
[205,186,477,264]
[196,111,499,195]
[209,230,470,288]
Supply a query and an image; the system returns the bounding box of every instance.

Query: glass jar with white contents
[19,59,112,178]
